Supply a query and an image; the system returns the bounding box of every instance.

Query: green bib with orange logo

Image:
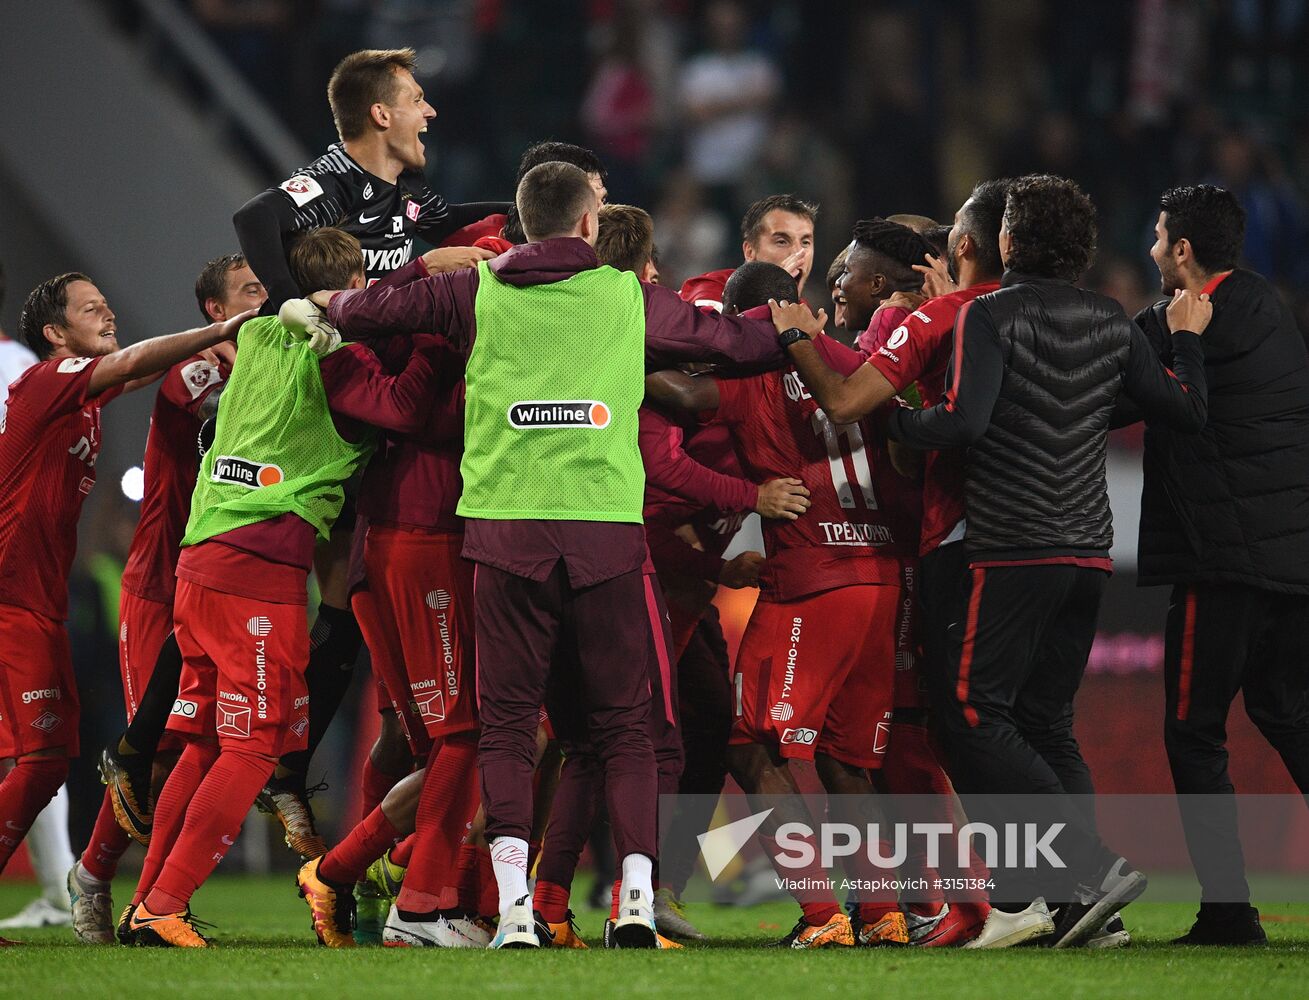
[458,259,646,522]
[181,316,373,547]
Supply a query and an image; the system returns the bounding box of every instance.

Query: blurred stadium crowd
[164,0,1309,327]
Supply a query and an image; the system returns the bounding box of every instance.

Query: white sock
[27,786,76,901]
[489,837,530,917]
[620,853,654,904]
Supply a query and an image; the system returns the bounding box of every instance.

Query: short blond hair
[328,48,418,141]
[289,228,363,293]
[596,204,654,275]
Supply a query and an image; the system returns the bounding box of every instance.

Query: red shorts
[731,585,896,769]
[891,563,928,711]
[0,604,79,757]
[167,579,309,756]
[363,526,478,742]
[352,587,431,756]
[119,590,185,752]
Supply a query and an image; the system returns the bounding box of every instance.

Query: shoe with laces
[296,857,356,948]
[536,909,588,949]
[856,910,909,947]
[1050,856,1147,949]
[256,776,328,860]
[776,912,855,949]
[99,743,153,846]
[66,864,114,945]
[129,904,210,948]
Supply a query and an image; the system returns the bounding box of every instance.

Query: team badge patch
[279,175,324,207]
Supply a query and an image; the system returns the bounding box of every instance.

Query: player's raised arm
[86,312,252,398]
[773,299,899,425]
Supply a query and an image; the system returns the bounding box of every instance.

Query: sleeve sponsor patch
[56,357,94,373]
[911,310,932,323]
[279,174,324,207]
[179,360,222,399]
[886,326,910,351]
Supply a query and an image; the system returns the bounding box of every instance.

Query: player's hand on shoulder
[755,477,811,520]
[1165,289,1213,336]
[422,246,496,275]
[769,299,826,337]
[720,550,765,589]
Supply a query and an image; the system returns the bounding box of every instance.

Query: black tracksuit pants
[1162,582,1309,905]
[920,544,1111,898]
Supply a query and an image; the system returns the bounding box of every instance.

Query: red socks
[318,806,401,885]
[360,755,404,820]
[0,756,68,875]
[759,832,840,927]
[144,749,272,915]
[80,789,132,883]
[135,741,217,907]
[533,879,571,924]
[390,833,414,868]
[396,735,479,915]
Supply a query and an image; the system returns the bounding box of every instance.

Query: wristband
[777,327,810,349]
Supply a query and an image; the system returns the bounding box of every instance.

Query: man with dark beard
[1133,184,1309,945]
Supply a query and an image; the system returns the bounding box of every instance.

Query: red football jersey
[121,355,229,604]
[677,268,733,312]
[711,361,920,602]
[864,282,999,555]
[0,357,123,620]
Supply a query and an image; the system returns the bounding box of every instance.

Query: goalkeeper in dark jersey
[234,48,508,306]
[230,47,507,858]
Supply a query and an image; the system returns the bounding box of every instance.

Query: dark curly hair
[1002,174,1097,281]
[849,217,935,290]
[1159,184,1245,273]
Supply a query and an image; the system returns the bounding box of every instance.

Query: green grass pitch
[2,876,1306,999]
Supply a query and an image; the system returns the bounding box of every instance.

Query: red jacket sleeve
[318,340,439,436]
[646,523,723,582]
[328,268,479,349]
[639,406,757,513]
[642,282,783,368]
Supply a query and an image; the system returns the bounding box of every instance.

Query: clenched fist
[1165,289,1213,335]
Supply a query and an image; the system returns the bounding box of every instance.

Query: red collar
[1201,271,1233,296]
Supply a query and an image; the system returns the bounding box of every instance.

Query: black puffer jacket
[889,273,1208,561]
[1133,269,1309,594]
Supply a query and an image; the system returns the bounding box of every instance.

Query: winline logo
[212,455,284,489]
[507,400,611,429]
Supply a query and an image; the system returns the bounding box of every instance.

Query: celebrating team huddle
[2,45,1306,955]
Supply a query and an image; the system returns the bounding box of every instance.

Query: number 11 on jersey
[811,410,878,510]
